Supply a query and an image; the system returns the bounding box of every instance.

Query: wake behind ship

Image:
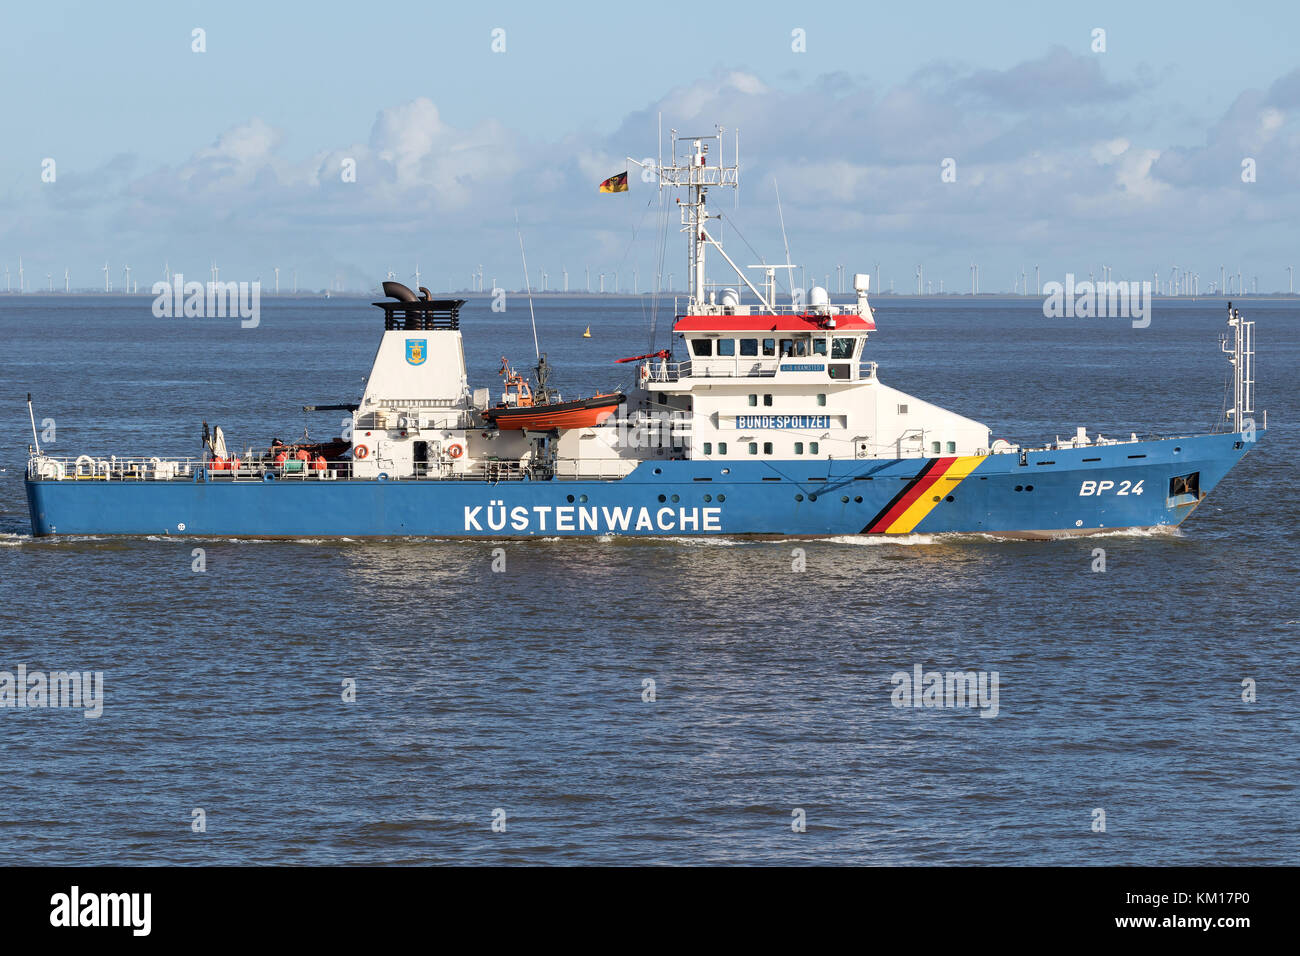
[24,127,1262,539]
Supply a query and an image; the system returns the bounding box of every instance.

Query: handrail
[25,454,551,483]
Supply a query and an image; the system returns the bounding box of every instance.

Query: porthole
[704,494,713,502]
[1014,485,1023,492]
[1025,485,1033,492]
[717,494,726,502]
[670,494,679,503]
[840,495,849,503]
[795,494,804,502]
[945,495,954,502]
[808,493,817,502]
[657,494,666,503]
[932,495,941,502]
[579,494,588,503]
[566,495,575,503]
[854,496,863,503]
[653,467,662,475]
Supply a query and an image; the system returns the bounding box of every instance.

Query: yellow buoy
[582,326,591,338]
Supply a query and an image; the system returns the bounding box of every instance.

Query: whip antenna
[515,211,541,360]
[774,179,795,306]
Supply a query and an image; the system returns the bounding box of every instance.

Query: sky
[2,0,1299,294]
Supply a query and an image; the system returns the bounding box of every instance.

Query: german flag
[599,171,629,193]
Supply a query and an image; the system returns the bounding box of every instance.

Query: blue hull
[25,432,1254,538]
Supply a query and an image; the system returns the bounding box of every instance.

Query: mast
[1222,303,1255,433]
[653,127,747,310]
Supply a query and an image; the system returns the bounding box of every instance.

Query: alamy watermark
[891,664,999,718]
[151,273,260,328]
[1042,274,1151,328]
[0,665,104,718]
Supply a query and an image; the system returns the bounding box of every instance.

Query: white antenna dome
[720,288,740,309]
[809,285,830,308]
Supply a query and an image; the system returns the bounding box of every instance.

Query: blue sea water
[0,293,1295,865]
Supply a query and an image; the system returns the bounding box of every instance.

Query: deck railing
[25,455,558,483]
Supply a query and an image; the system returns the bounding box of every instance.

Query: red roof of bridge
[673,313,875,333]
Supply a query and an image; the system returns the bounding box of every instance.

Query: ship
[24,126,1263,539]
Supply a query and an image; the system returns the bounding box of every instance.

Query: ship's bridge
[650,310,877,386]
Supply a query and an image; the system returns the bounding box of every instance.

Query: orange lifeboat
[482,356,623,431]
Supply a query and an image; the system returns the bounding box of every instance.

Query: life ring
[447,443,465,459]
[354,444,369,460]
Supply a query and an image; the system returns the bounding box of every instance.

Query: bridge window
[748,394,758,406]
[832,337,855,359]
[740,338,758,356]
[817,394,826,406]
[762,338,776,356]
[794,339,808,356]
[690,339,712,357]
[763,442,773,454]
[932,441,941,454]
[762,394,773,406]
[794,442,804,454]
[718,339,736,356]
[809,442,819,454]
[946,441,956,454]
[897,404,909,415]
[748,443,758,455]
[702,442,712,455]
[717,442,727,454]
[813,339,827,355]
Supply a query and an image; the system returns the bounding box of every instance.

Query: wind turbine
[64,267,70,293]
[585,266,590,293]
[562,267,568,292]
[103,261,109,293]
[274,266,280,295]
[411,264,420,290]
[1035,264,1040,295]
[18,257,24,293]
[915,264,923,295]
[1288,265,1294,294]
[4,265,8,292]
[123,264,131,294]
[47,272,52,292]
